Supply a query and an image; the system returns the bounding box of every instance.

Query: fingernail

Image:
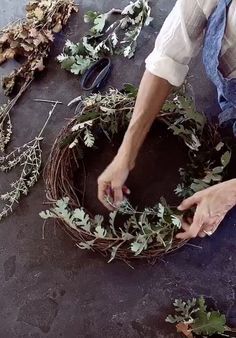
[115,201,121,208]
[177,205,183,210]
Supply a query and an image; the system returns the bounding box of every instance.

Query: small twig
[81,160,87,206]
[105,19,122,34]
[34,99,63,104]
[185,243,203,249]
[4,79,32,117]
[225,327,236,333]
[159,112,176,118]
[42,220,47,239]
[38,101,60,139]
[68,96,82,107]
[107,8,122,16]
[0,17,23,32]
[123,259,135,269]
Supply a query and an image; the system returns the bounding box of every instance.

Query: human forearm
[117,70,172,168]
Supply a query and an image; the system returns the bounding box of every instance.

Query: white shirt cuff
[145,53,189,87]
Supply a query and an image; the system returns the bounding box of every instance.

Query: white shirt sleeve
[145,0,208,86]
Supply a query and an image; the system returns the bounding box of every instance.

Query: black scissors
[80,57,112,92]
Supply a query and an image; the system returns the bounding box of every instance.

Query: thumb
[178,194,199,211]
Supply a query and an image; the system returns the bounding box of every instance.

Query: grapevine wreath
[41,85,232,263]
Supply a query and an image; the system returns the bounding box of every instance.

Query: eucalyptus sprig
[66,87,135,149]
[161,91,231,198]
[40,197,182,262]
[57,0,152,75]
[0,100,59,220]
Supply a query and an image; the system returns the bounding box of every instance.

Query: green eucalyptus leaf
[215,141,224,151]
[39,210,53,219]
[123,83,138,97]
[108,245,120,263]
[190,180,209,193]
[84,10,99,23]
[73,208,91,232]
[94,215,104,227]
[60,56,75,70]
[221,151,231,167]
[77,240,95,250]
[70,57,92,75]
[171,215,181,229]
[157,203,165,220]
[212,166,223,174]
[83,128,95,147]
[109,210,118,236]
[91,13,107,33]
[130,237,147,256]
[95,225,107,238]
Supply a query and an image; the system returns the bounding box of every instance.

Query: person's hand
[176,179,236,240]
[97,156,132,210]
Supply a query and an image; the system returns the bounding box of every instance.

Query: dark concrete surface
[0,1,236,337]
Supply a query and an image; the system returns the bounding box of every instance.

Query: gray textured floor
[0,1,235,337]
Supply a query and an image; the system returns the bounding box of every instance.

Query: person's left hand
[176,179,236,240]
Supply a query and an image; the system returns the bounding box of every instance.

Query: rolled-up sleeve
[146,0,208,86]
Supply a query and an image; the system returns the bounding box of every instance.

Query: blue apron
[202,2,236,326]
[202,0,236,135]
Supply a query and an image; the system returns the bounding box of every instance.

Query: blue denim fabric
[202,0,236,134]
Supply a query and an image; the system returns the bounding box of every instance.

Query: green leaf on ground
[221,151,231,167]
[123,83,138,97]
[91,13,107,33]
[192,297,226,335]
[84,10,99,23]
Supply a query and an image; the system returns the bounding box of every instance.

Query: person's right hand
[97,157,131,210]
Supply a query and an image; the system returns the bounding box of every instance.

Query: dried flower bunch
[0,0,77,152]
[166,297,236,337]
[57,0,152,75]
[0,0,78,96]
[41,85,232,263]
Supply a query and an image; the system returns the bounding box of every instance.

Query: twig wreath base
[41,85,232,263]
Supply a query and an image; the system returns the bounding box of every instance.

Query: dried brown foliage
[0,0,78,95]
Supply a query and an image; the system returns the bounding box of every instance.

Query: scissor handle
[81,57,112,91]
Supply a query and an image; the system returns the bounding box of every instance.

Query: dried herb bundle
[0,0,77,152]
[0,0,78,95]
[0,101,59,220]
[57,0,152,75]
[42,85,232,262]
[0,80,31,152]
[166,297,236,337]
